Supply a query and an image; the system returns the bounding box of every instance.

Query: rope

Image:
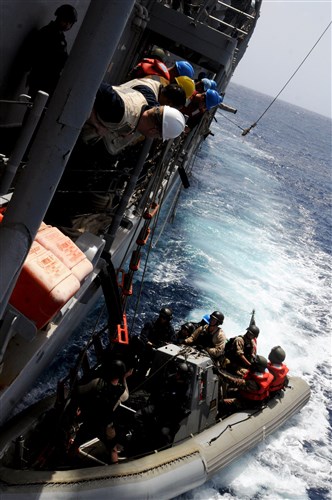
[128,210,158,336]
[208,406,266,445]
[128,166,169,334]
[242,21,332,136]
[219,111,247,132]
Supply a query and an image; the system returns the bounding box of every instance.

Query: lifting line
[241,21,332,136]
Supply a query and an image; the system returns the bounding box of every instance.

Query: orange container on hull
[9,241,80,329]
[35,226,93,282]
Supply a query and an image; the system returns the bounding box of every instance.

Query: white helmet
[162,106,185,140]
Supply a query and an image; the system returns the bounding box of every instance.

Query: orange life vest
[133,58,170,82]
[268,362,289,392]
[238,370,274,401]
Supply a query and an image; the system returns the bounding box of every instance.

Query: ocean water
[21,83,331,499]
[132,84,332,500]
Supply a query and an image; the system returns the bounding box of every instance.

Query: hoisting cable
[117,142,179,335]
[115,145,168,274]
[219,111,247,132]
[128,202,160,336]
[242,21,332,136]
[128,165,173,331]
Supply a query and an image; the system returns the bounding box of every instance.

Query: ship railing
[0,91,48,195]
[165,0,256,36]
[198,2,254,34]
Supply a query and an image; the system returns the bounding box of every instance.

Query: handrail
[217,1,255,20]
[188,0,252,35]
[209,15,248,35]
[0,91,49,195]
[0,94,32,106]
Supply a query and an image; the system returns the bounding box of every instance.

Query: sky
[232,0,332,118]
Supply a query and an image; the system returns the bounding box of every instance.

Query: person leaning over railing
[82,83,185,155]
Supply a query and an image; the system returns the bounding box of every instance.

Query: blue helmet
[175,61,194,79]
[210,80,217,90]
[202,314,210,324]
[205,89,223,110]
[201,78,212,91]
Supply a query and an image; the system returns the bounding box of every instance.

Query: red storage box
[9,241,80,329]
[35,226,93,282]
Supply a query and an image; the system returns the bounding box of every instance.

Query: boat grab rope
[239,21,332,136]
[208,405,267,445]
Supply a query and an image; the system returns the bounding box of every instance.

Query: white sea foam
[172,95,331,499]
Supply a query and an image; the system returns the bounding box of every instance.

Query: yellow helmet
[175,76,195,99]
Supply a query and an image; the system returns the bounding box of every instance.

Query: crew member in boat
[174,321,196,344]
[223,324,259,376]
[174,314,210,344]
[81,83,186,155]
[139,360,192,449]
[267,346,289,395]
[133,307,176,380]
[72,359,132,463]
[183,310,227,362]
[222,355,274,412]
[139,306,176,348]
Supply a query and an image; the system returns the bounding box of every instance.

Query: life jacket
[78,378,124,423]
[238,370,274,401]
[197,324,221,349]
[133,58,170,83]
[120,78,161,101]
[146,319,175,348]
[268,362,289,392]
[182,91,200,117]
[82,86,148,155]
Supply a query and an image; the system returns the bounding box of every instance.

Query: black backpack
[224,337,237,358]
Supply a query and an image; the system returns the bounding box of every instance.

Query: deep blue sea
[20,83,332,499]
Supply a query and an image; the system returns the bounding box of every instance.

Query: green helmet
[159,307,173,320]
[182,322,195,334]
[247,324,260,337]
[210,311,224,325]
[150,47,167,62]
[252,355,268,372]
[269,346,286,364]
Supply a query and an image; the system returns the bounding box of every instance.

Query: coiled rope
[239,21,332,136]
